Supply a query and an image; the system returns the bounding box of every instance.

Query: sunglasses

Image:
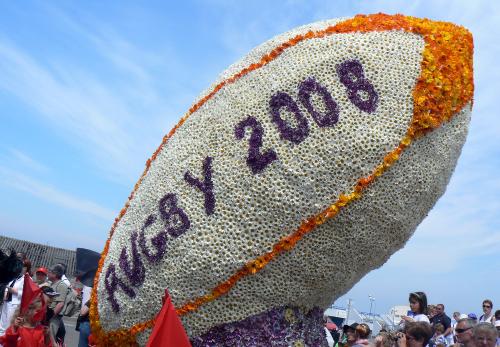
[482,305,491,308]
[455,327,472,334]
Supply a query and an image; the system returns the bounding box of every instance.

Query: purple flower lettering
[269,91,309,144]
[118,231,146,286]
[159,193,190,238]
[184,156,216,215]
[105,263,136,313]
[235,116,278,174]
[298,77,339,127]
[139,214,168,264]
[336,60,378,113]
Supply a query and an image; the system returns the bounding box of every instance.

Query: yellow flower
[285,308,297,323]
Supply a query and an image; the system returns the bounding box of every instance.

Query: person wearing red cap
[34,268,49,287]
[0,273,52,347]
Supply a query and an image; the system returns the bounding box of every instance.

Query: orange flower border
[90,13,473,346]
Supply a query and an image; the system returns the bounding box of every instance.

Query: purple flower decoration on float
[139,214,168,264]
[299,77,339,127]
[105,264,136,313]
[184,156,216,216]
[270,91,310,144]
[336,59,378,113]
[191,305,327,346]
[118,231,146,287]
[235,116,278,174]
[159,193,191,238]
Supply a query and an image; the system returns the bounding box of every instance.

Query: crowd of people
[324,292,499,347]
[0,252,92,347]
[1,250,497,347]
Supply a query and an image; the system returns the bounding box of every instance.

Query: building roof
[0,235,76,277]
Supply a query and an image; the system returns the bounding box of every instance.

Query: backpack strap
[8,275,22,287]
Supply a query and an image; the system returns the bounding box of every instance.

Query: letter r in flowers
[105,264,136,313]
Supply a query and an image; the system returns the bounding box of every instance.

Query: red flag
[146,289,191,347]
[20,273,46,321]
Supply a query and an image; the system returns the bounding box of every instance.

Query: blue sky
[1,1,498,317]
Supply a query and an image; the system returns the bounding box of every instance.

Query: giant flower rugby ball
[90,13,473,346]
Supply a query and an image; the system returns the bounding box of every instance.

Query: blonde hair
[10,296,43,326]
[434,323,445,334]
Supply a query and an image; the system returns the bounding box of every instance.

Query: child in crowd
[0,296,53,347]
[429,323,448,347]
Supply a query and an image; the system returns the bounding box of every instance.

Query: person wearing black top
[430,304,452,343]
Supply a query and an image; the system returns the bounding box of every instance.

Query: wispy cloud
[0,40,146,182]
[0,166,115,221]
[44,6,162,97]
[1,148,49,173]
[41,4,198,116]
[0,3,190,186]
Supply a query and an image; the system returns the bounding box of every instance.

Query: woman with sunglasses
[401,292,430,324]
[479,299,495,324]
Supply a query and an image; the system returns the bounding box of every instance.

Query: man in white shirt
[58,263,71,287]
